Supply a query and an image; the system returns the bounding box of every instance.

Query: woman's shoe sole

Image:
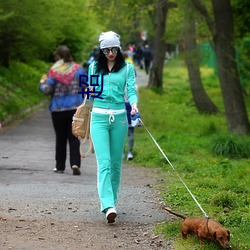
[107,212,117,223]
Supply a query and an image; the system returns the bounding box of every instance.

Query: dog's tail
[162,206,187,220]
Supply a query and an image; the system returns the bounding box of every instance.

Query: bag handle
[83,93,87,105]
[79,95,93,158]
[79,109,93,158]
[80,138,93,158]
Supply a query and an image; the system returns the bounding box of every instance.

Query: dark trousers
[125,102,134,153]
[127,127,134,152]
[144,59,151,74]
[51,110,81,171]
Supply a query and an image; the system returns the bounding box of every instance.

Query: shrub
[210,135,250,158]
[210,191,237,209]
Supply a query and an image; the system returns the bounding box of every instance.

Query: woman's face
[102,47,118,61]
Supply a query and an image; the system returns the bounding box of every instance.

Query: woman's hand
[131,103,138,116]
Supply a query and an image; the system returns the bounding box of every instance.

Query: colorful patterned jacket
[39,60,86,112]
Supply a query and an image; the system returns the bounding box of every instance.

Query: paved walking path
[0,104,163,223]
[135,68,149,88]
[0,70,172,249]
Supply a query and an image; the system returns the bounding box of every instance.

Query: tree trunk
[147,0,169,89]
[191,0,250,134]
[212,0,250,134]
[184,4,218,114]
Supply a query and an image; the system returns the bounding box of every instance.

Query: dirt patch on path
[0,214,173,250]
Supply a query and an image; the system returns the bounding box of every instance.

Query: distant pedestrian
[143,44,152,74]
[134,45,144,69]
[123,52,137,160]
[86,46,99,70]
[39,45,86,175]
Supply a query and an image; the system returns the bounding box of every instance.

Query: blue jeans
[90,111,128,212]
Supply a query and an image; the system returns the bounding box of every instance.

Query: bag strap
[91,61,95,75]
[83,93,87,105]
[79,109,94,158]
[79,138,93,158]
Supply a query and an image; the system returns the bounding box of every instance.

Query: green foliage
[0,0,100,66]
[232,0,250,39]
[92,0,156,45]
[210,191,238,209]
[154,221,181,240]
[165,2,184,44]
[236,37,250,95]
[0,60,49,122]
[129,58,250,249]
[210,135,250,159]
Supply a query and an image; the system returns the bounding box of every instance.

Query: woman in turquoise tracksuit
[88,31,138,223]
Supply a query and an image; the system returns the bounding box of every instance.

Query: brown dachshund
[162,207,231,249]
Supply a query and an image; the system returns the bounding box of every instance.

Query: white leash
[139,118,209,218]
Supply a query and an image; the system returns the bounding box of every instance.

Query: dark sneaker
[53,168,64,173]
[72,165,81,175]
[106,207,117,223]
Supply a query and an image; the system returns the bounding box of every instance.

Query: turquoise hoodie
[87,62,138,110]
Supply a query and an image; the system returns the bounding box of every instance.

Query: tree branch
[190,0,216,37]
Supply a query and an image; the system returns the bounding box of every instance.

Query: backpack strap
[91,61,95,75]
[126,62,129,86]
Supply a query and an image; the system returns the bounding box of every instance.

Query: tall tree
[191,0,250,134]
[184,1,218,114]
[148,0,176,89]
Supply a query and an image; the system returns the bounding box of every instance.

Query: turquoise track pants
[90,111,128,212]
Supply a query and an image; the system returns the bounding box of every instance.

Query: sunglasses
[102,47,119,55]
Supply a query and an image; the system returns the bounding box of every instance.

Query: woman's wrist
[131,103,138,115]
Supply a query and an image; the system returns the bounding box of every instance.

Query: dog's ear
[227,230,230,240]
[213,231,217,240]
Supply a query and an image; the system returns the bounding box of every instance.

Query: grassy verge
[0,60,50,125]
[129,59,250,250]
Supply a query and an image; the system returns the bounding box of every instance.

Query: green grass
[0,60,50,123]
[129,58,250,250]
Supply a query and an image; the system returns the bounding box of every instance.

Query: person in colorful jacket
[87,31,138,223]
[39,45,86,176]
